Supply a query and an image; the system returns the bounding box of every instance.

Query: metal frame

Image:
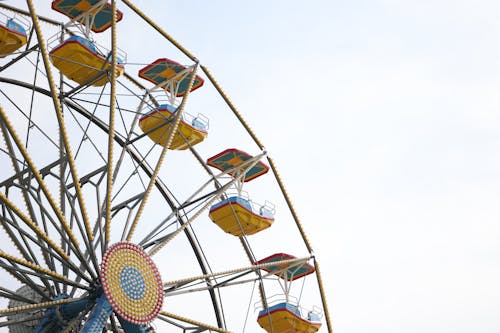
[0,1,332,332]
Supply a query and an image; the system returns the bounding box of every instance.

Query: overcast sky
[162,1,500,332]
[3,1,500,332]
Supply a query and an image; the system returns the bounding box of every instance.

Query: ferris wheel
[0,1,332,332]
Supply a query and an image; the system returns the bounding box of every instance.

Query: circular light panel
[101,242,163,324]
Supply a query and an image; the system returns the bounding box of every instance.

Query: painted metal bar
[0,212,88,283]
[0,286,38,304]
[139,152,266,247]
[57,24,67,296]
[105,0,118,247]
[201,65,265,150]
[0,190,70,262]
[0,161,95,285]
[25,0,94,248]
[59,186,100,277]
[0,120,58,291]
[0,191,94,284]
[147,177,231,257]
[0,315,46,328]
[0,256,89,290]
[159,312,233,333]
[267,156,313,253]
[120,0,197,61]
[0,261,51,300]
[0,157,64,188]
[164,256,312,288]
[126,63,199,242]
[238,236,268,310]
[0,297,85,316]
[314,259,333,333]
[0,222,49,299]
[0,101,84,256]
[0,2,61,26]
[165,275,276,297]
[149,155,266,257]
[2,209,56,297]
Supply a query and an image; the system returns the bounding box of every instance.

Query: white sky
[162,1,500,332]
[2,1,500,332]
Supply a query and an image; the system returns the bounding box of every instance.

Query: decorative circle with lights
[101,242,163,324]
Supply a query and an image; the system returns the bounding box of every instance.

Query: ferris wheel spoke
[158,311,231,333]
[0,109,100,281]
[0,190,68,262]
[0,191,95,284]
[26,0,95,250]
[0,44,39,73]
[137,159,249,248]
[103,0,118,249]
[0,244,90,289]
[111,140,156,202]
[26,47,42,144]
[61,71,110,98]
[0,120,61,281]
[0,285,41,304]
[0,214,63,294]
[0,257,90,291]
[147,155,265,257]
[0,296,87,317]
[1,222,91,287]
[0,314,46,328]
[62,93,154,248]
[0,88,60,149]
[60,183,101,270]
[147,154,266,240]
[140,185,227,249]
[1,197,53,272]
[62,95,170,211]
[64,90,108,165]
[163,256,312,296]
[109,91,146,186]
[0,147,24,165]
[0,106,84,252]
[158,311,233,333]
[60,91,131,268]
[126,64,199,242]
[0,262,51,301]
[147,179,234,257]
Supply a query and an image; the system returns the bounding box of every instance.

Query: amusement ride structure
[0,1,332,332]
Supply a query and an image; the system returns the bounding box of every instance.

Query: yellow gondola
[257,302,322,333]
[139,103,208,150]
[208,196,274,236]
[0,18,27,57]
[49,35,124,86]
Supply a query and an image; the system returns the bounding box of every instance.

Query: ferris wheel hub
[100,242,163,325]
